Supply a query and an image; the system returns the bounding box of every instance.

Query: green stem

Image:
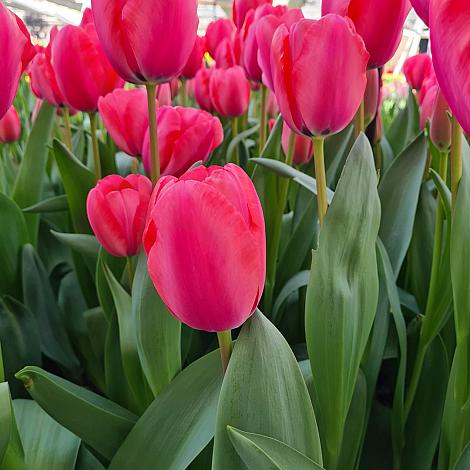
[232,117,239,165]
[313,137,328,227]
[88,112,101,180]
[146,83,160,185]
[180,79,188,107]
[354,100,365,139]
[217,330,233,372]
[259,85,268,155]
[126,256,134,290]
[451,116,462,207]
[265,131,296,314]
[62,107,73,152]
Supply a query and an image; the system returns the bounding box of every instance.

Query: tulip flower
[410,0,429,26]
[282,123,314,166]
[142,106,223,177]
[98,88,154,157]
[181,36,206,80]
[364,68,380,126]
[403,54,433,91]
[266,90,279,118]
[14,14,36,71]
[209,66,251,118]
[214,38,239,69]
[233,0,272,29]
[87,174,152,258]
[205,19,235,59]
[0,106,21,143]
[430,88,451,151]
[194,67,216,113]
[419,81,438,130]
[143,163,266,333]
[322,0,411,68]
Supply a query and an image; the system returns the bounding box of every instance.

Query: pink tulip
[181,36,206,80]
[419,81,438,130]
[430,88,452,150]
[322,0,411,68]
[266,89,279,118]
[87,174,152,257]
[52,23,123,112]
[271,15,369,137]
[282,122,314,166]
[142,106,223,177]
[256,8,304,91]
[233,0,272,29]
[430,0,470,136]
[403,54,432,91]
[14,14,36,72]
[205,19,235,58]
[410,0,429,26]
[91,0,199,85]
[143,164,266,332]
[209,66,251,117]
[194,67,216,112]
[0,106,21,143]
[156,84,173,107]
[98,88,153,157]
[214,38,239,69]
[364,68,380,126]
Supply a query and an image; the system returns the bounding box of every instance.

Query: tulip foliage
[1,1,470,470]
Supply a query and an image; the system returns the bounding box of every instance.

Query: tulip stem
[259,85,268,154]
[354,100,365,139]
[62,107,73,152]
[146,83,160,185]
[217,330,233,372]
[232,118,239,165]
[180,79,188,107]
[451,116,462,207]
[126,256,134,290]
[313,137,328,227]
[89,112,101,180]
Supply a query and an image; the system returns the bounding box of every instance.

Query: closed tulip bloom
[194,67,216,112]
[87,174,152,257]
[322,0,411,68]
[214,38,239,69]
[0,106,21,143]
[403,54,432,91]
[410,0,429,26]
[282,123,314,166]
[52,24,123,112]
[98,88,153,157]
[205,19,235,58]
[430,88,452,150]
[271,15,369,137]
[364,68,380,126]
[181,36,206,80]
[142,106,223,177]
[430,0,470,136]
[233,0,272,29]
[419,82,438,130]
[92,0,198,85]
[143,164,266,332]
[210,66,251,117]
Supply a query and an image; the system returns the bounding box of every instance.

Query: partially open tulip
[87,174,152,257]
[0,106,21,143]
[142,106,223,177]
[322,0,411,69]
[52,23,123,112]
[430,88,452,150]
[91,0,198,85]
[403,54,433,91]
[143,164,266,332]
[98,88,154,157]
[233,0,272,29]
[194,67,216,112]
[181,36,206,80]
[364,68,380,126]
[205,19,235,58]
[410,0,429,26]
[430,0,470,136]
[271,15,369,137]
[210,66,251,117]
[282,123,314,166]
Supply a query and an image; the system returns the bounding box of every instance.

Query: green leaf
[23,195,69,214]
[15,366,137,461]
[12,101,55,244]
[272,270,310,323]
[228,427,324,470]
[0,194,28,297]
[213,311,322,469]
[51,231,100,258]
[109,349,223,470]
[454,442,470,470]
[132,252,181,397]
[260,114,283,159]
[324,125,354,189]
[378,133,427,278]
[75,445,106,470]
[430,169,452,222]
[305,134,380,468]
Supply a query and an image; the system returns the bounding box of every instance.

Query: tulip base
[217,330,233,372]
[313,137,328,227]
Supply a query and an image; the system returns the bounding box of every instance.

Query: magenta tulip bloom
[282,123,314,166]
[403,54,432,91]
[430,0,470,136]
[181,36,206,80]
[14,14,36,72]
[91,0,198,85]
[98,88,154,157]
[0,106,21,143]
[210,66,251,117]
[322,0,411,68]
[52,23,123,112]
[194,67,216,112]
[205,19,235,59]
[430,88,451,150]
[87,174,152,257]
[271,15,369,137]
[410,0,429,26]
[233,0,272,29]
[142,106,223,177]
[143,164,266,332]
[214,38,239,69]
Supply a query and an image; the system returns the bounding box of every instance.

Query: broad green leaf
[260,114,283,159]
[51,231,100,258]
[305,134,380,468]
[228,427,324,470]
[75,445,106,470]
[98,140,118,177]
[272,270,309,323]
[15,366,137,461]
[133,252,181,397]
[378,133,427,277]
[0,194,28,297]
[454,442,470,470]
[23,195,68,214]
[110,349,223,470]
[12,101,55,244]
[213,312,322,469]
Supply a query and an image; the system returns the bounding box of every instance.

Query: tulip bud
[142,106,223,177]
[205,19,235,59]
[271,15,369,137]
[419,82,438,130]
[233,0,272,29]
[181,36,205,80]
[410,0,430,26]
[403,54,433,91]
[209,66,251,118]
[282,123,314,166]
[143,164,266,332]
[430,88,452,150]
[0,106,21,143]
[86,174,152,257]
[194,67,216,112]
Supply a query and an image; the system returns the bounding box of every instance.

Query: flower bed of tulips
[1,0,470,469]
